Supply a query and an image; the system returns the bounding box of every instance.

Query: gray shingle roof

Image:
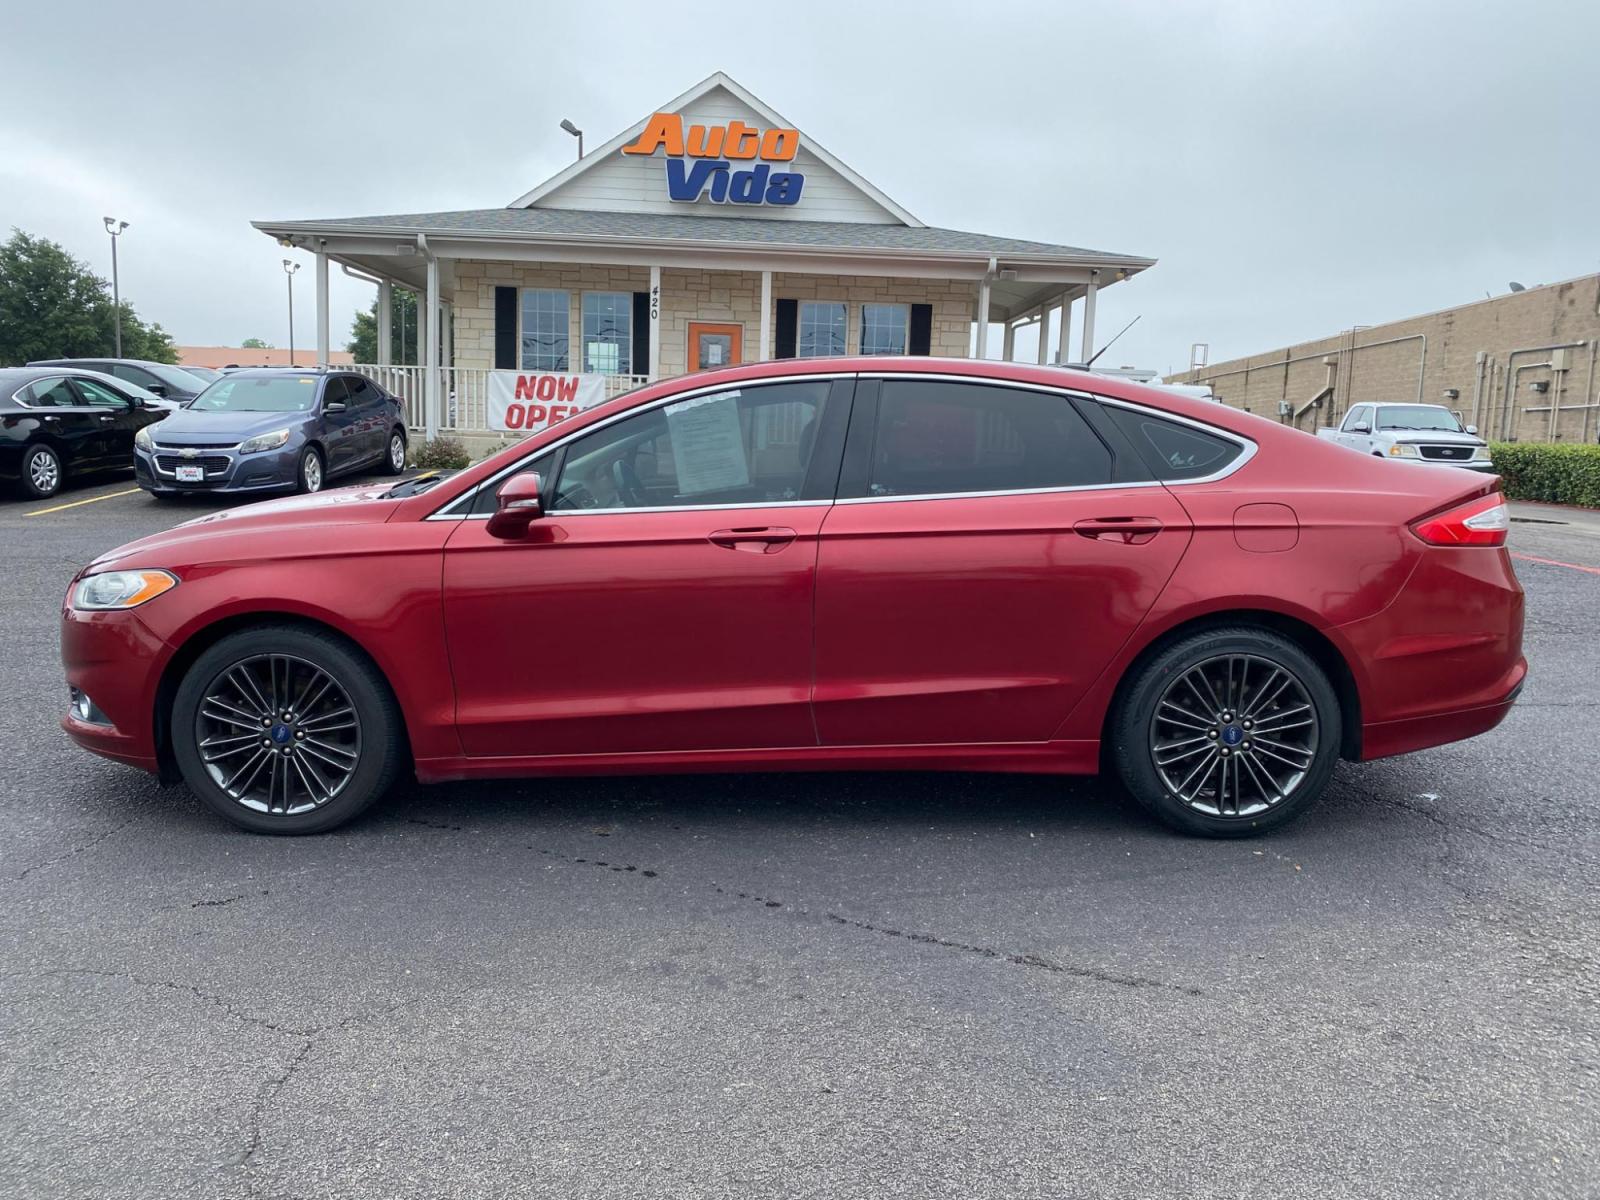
[256,207,1151,264]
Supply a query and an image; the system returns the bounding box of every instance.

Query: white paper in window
[666,392,749,495]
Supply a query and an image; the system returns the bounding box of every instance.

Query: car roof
[0,365,154,396]
[27,356,171,367]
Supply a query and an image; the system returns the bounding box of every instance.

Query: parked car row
[3,358,407,499]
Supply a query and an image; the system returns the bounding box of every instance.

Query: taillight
[1411,493,1509,547]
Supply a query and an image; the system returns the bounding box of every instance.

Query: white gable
[513,76,916,226]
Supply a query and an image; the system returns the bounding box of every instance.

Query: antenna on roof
[1084,315,1141,367]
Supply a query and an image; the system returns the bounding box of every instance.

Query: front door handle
[1074,516,1164,545]
[98,414,116,422]
[709,526,797,554]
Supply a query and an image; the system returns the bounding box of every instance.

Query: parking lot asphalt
[1,474,1597,1200]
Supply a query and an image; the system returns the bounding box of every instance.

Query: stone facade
[1170,274,1600,443]
[449,260,977,377]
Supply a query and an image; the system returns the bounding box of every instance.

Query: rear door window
[19,379,79,408]
[855,380,1112,498]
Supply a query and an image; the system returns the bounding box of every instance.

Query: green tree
[0,229,177,365]
[241,337,272,349]
[347,289,419,364]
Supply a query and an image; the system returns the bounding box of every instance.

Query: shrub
[1489,442,1600,508]
[407,437,470,471]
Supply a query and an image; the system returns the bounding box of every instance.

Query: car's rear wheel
[296,446,324,494]
[171,625,405,834]
[382,429,407,475]
[1110,627,1341,837]
[20,443,62,499]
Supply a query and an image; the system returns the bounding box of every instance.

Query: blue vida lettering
[665,159,804,207]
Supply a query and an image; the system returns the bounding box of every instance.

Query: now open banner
[487,371,608,434]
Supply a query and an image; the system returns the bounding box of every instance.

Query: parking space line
[25,488,143,517]
[1512,552,1600,577]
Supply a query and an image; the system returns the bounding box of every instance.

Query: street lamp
[103,217,128,357]
[282,259,300,366]
[560,118,583,160]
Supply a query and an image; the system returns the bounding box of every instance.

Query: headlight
[239,428,292,455]
[1387,444,1421,458]
[135,425,154,451]
[1471,445,1492,461]
[72,569,178,611]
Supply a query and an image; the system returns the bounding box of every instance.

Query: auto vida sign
[487,371,607,433]
[621,112,804,207]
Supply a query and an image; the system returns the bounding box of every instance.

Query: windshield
[1377,405,1463,432]
[190,375,320,413]
[149,364,213,392]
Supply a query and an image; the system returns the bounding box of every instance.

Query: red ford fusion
[60,357,1525,836]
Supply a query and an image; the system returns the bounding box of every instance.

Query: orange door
[688,322,742,370]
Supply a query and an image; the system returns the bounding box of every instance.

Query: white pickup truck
[1317,403,1494,472]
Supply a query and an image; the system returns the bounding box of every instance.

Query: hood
[150,408,308,444]
[86,483,401,571]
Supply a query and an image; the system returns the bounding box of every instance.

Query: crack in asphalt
[12,817,136,882]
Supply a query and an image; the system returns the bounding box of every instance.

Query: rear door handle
[709,526,798,554]
[1074,516,1164,545]
[98,415,116,422]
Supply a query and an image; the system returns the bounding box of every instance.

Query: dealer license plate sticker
[175,466,204,483]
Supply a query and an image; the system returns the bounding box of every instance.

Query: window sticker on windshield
[665,393,749,494]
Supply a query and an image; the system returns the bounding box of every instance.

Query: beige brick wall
[1170,274,1600,443]
[448,261,977,377]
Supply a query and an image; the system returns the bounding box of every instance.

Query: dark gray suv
[133,370,408,497]
[27,358,212,405]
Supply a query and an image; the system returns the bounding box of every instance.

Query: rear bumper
[1359,658,1526,760]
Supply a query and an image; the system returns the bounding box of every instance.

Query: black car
[26,358,211,405]
[0,367,169,499]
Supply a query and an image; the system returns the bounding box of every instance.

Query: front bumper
[60,603,169,773]
[134,441,301,495]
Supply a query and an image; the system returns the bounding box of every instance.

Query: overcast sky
[3,0,1595,374]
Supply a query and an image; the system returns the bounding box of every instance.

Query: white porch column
[1079,271,1099,363]
[314,250,330,367]
[975,277,991,359]
[1002,322,1015,361]
[1056,296,1073,364]
[377,281,392,366]
[424,256,440,440]
[648,265,662,380]
[1036,311,1050,364]
[759,269,773,361]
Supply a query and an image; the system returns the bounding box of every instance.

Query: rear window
[1106,407,1244,481]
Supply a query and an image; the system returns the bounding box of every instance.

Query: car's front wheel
[1109,627,1342,837]
[296,446,324,494]
[382,429,407,475]
[170,625,405,833]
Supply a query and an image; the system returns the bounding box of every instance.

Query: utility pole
[103,218,128,357]
[282,260,299,366]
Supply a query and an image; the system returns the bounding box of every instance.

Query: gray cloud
[2,0,1594,372]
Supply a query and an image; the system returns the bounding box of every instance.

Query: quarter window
[860,303,909,356]
[520,289,570,371]
[864,381,1112,497]
[581,293,633,375]
[550,381,832,511]
[1104,407,1244,481]
[798,301,847,357]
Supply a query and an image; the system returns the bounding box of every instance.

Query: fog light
[69,687,111,725]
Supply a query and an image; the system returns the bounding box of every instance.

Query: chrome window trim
[425,372,857,521]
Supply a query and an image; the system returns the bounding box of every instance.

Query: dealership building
[253,73,1152,441]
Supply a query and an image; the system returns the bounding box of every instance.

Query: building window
[860,303,909,356]
[797,301,846,358]
[520,289,569,371]
[582,292,633,375]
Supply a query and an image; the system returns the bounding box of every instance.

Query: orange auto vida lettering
[622,112,799,162]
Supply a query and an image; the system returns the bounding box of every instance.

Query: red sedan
[60,357,1525,836]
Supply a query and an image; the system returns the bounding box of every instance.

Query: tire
[1109,626,1342,837]
[382,428,407,476]
[296,446,324,494]
[170,625,406,834]
[19,443,62,499]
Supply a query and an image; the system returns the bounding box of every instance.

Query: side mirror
[147,383,169,397]
[1351,423,1371,435]
[324,400,347,413]
[486,472,543,540]
[1466,424,1479,435]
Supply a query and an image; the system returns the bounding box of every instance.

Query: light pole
[282,259,299,366]
[103,218,128,357]
[560,118,583,160]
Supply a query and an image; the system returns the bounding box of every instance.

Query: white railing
[346,365,649,438]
